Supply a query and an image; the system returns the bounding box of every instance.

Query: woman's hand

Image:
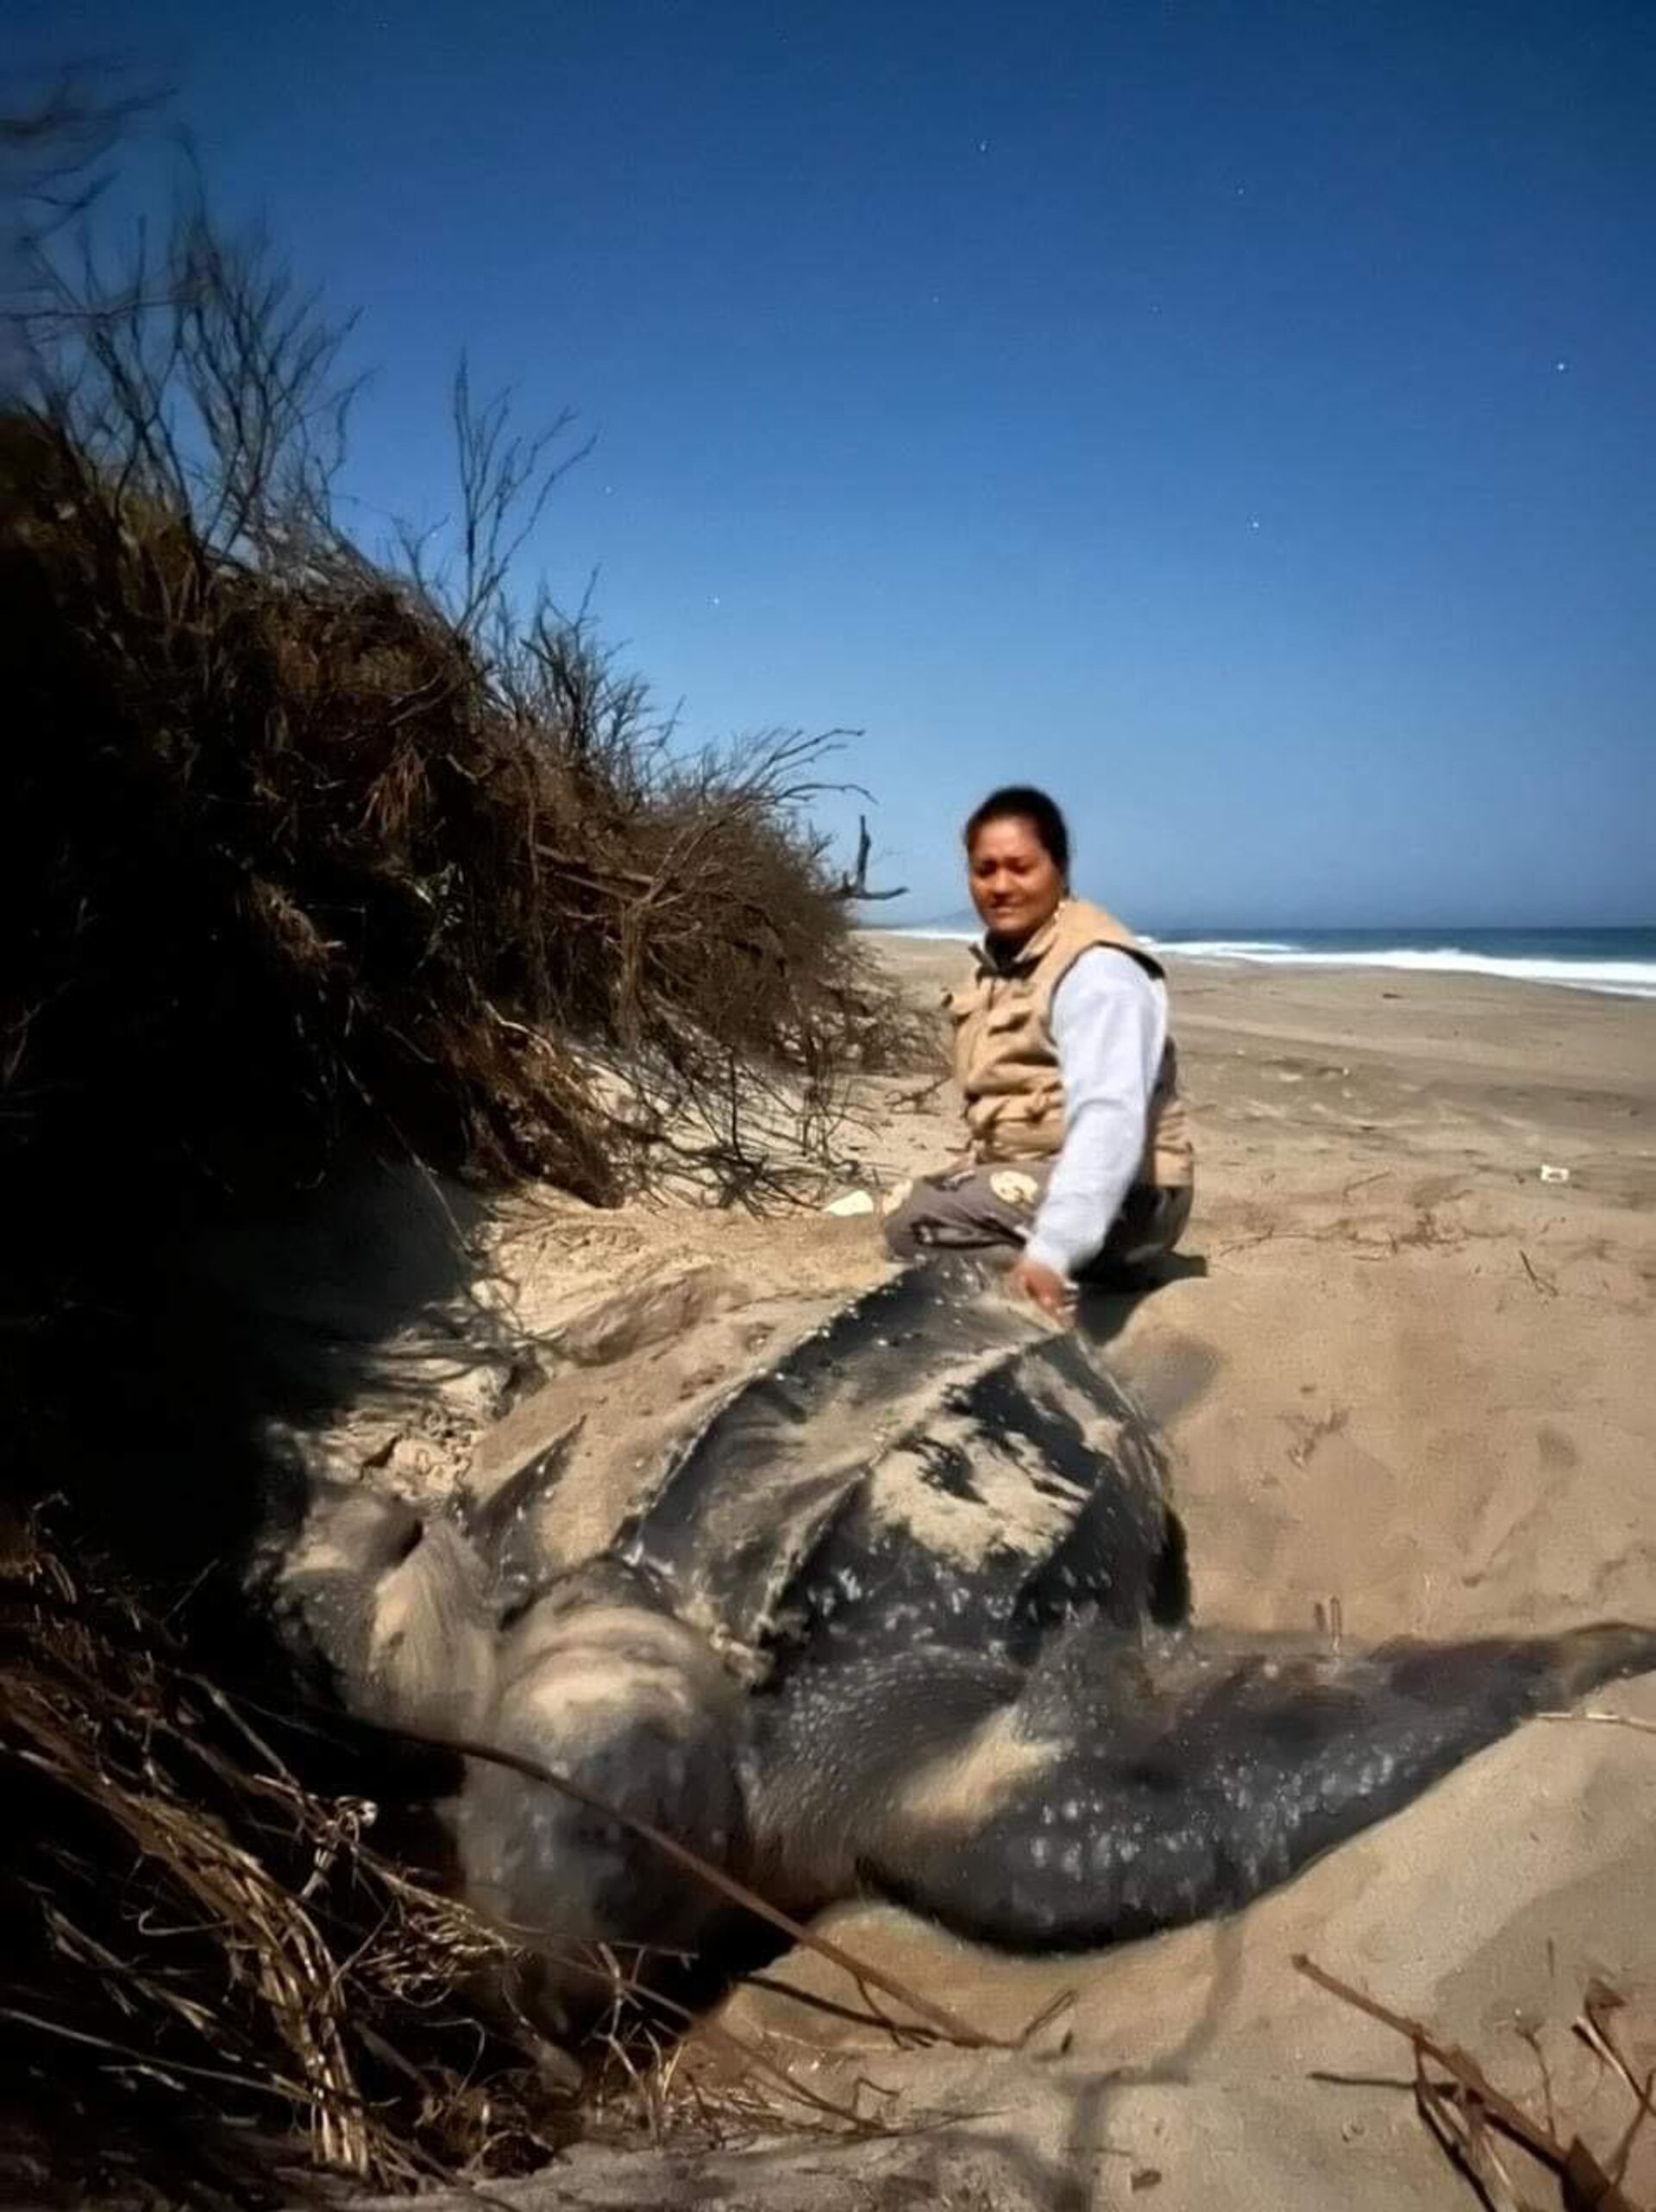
[1010,1254,1073,1319]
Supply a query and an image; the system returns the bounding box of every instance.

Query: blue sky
[12,0,1654,926]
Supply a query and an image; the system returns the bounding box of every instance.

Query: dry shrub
[0,183,919,1493]
[0,400,900,1210]
[0,106,923,2205]
[0,96,919,1191]
[0,1510,576,2206]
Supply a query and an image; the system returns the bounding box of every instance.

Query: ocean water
[882,920,1656,1000]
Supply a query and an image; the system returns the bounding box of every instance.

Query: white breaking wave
[1138,939,1656,999]
[1142,937,1301,958]
[886,929,1656,999]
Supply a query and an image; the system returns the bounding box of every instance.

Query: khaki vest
[947,898,1194,1187]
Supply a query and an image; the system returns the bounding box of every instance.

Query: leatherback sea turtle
[262,1257,1656,2038]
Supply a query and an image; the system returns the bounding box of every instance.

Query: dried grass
[0,402,912,1214]
[2,1507,1020,2207]
[1298,1954,1656,2211]
[0,1511,578,2206]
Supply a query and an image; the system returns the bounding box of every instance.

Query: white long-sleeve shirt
[1021,946,1166,1278]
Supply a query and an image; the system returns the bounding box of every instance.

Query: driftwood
[833,814,909,904]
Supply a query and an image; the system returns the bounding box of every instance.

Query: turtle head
[256,1426,499,1742]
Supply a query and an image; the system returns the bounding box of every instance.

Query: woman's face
[967,815,1064,943]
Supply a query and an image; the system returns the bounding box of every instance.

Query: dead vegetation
[1284,1401,1352,1469]
[0,343,913,1211]
[1298,1955,1656,2211]
[2,65,921,1376]
[1,91,927,1504]
[0,81,927,2206]
[0,1512,572,2205]
[0,1506,1022,2207]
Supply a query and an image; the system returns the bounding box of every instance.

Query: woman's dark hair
[963,786,1071,877]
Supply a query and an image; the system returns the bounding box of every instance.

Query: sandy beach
[856,934,1656,1645]
[699,939,1656,2212]
[324,938,1656,2209]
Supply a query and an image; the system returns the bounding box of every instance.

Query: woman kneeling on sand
[882,786,1195,1318]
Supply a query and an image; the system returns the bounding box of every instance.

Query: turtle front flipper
[749,1620,1656,1948]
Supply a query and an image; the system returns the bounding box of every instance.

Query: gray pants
[881,1160,1192,1280]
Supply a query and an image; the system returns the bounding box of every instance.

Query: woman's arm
[1023,948,1167,1279]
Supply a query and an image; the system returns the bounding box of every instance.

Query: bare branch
[1,65,169,382]
[446,354,591,634]
[832,813,908,903]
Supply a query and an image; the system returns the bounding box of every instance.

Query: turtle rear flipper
[754,1620,1656,1949]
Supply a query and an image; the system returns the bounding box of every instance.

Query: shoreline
[864,924,1656,1001]
[859,927,1656,1173]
